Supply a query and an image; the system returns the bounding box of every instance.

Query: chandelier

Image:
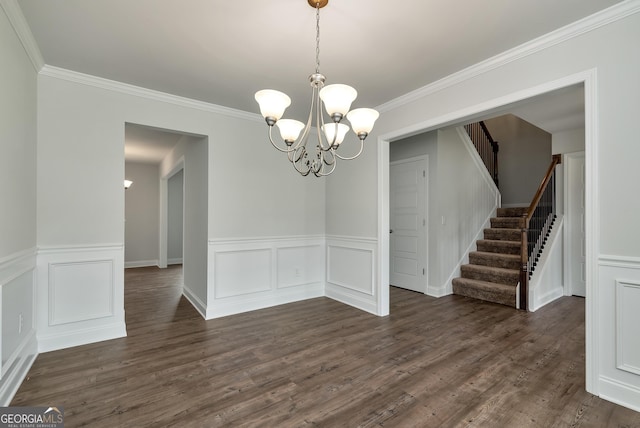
[254,0,379,177]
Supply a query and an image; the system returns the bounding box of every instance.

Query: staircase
[452,207,527,307]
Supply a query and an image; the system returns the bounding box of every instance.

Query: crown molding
[39,65,262,123]
[0,0,44,72]
[376,0,640,113]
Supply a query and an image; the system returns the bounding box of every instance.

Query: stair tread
[462,264,519,274]
[477,239,521,245]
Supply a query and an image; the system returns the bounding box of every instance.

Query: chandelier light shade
[124,179,133,189]
[254,0,379,177]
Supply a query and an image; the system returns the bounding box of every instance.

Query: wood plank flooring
[12,266,640,427]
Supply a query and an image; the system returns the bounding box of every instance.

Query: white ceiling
[124,124,185,164]
[18,0,615,159]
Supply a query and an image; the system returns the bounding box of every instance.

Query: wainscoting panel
[214,249,272,298]
[49,260,113,325]
[277,245,324,289]
[615,280,640,376]
[598,255,640,412]
[325,236,378,315]
[0,248,38,406]
[37,245,126,352]
[207,236,324,319]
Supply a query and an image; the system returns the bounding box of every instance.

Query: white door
[566,152,586,297]
[390,157,427,293]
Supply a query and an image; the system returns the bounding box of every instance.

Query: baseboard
[125,260,159,269]
[37,322,126,353]
[205,284,324,319]
[530,287,564,312]
[325,283,378,316]
[426,283,449,298]
[183,285,207,319]
[599,375,640,413]
[168,258,183,265]
[0,330,38,406]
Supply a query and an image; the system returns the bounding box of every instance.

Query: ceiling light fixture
[255,0,379,177]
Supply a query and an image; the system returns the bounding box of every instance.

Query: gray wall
[124,162,160,266]
[167,169,183,264]
[483,114,552,207]
[0,4,38,403]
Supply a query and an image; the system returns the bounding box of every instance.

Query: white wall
[183,137,209,315]
[434,127,500,294]
[484,114,552,206]
[0,2,39,405]
[34,62,327,337]
[124,161,160,267]
[326,4,640,411]
[167,169,183,264]
[553,127,585,215]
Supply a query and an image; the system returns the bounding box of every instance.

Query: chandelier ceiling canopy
[254,0,379,177]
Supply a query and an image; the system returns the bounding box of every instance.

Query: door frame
[389,155,429,293]
[376,69,598,393]
[564,151,586,297]
[159,157,185,268]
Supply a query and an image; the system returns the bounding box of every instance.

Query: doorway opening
[379,71,596,391]
[124,123,209,321]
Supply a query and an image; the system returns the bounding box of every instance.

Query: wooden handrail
[525,154,562,220]
[519,154,562,310]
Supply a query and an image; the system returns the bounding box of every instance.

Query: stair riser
[452,279,516,307]
[476,240,521,255]
[490,218,524,229]
[461,266,519,285]
[484,229,521,241]
[469,253,520,270]
[497,207,528,217]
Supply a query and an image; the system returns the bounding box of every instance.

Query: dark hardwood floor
[12,266,640,427]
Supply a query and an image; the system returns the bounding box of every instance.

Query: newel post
[520,214,529,310]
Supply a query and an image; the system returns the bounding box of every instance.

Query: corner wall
[0,2,39,405]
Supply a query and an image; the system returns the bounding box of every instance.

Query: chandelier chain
[315,3,320,74]
[254,0,379,176]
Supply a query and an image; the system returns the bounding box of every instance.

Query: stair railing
[464,121,499,187]
[519,154,562,310]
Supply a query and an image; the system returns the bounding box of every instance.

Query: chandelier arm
[315,155,337,176]
[294,84,318,152]
[291,146,312,176]
[315,89,331,151]
[334,138,365,160]
[323,149,336,166]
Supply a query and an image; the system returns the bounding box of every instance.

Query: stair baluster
[519,154,561,310]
